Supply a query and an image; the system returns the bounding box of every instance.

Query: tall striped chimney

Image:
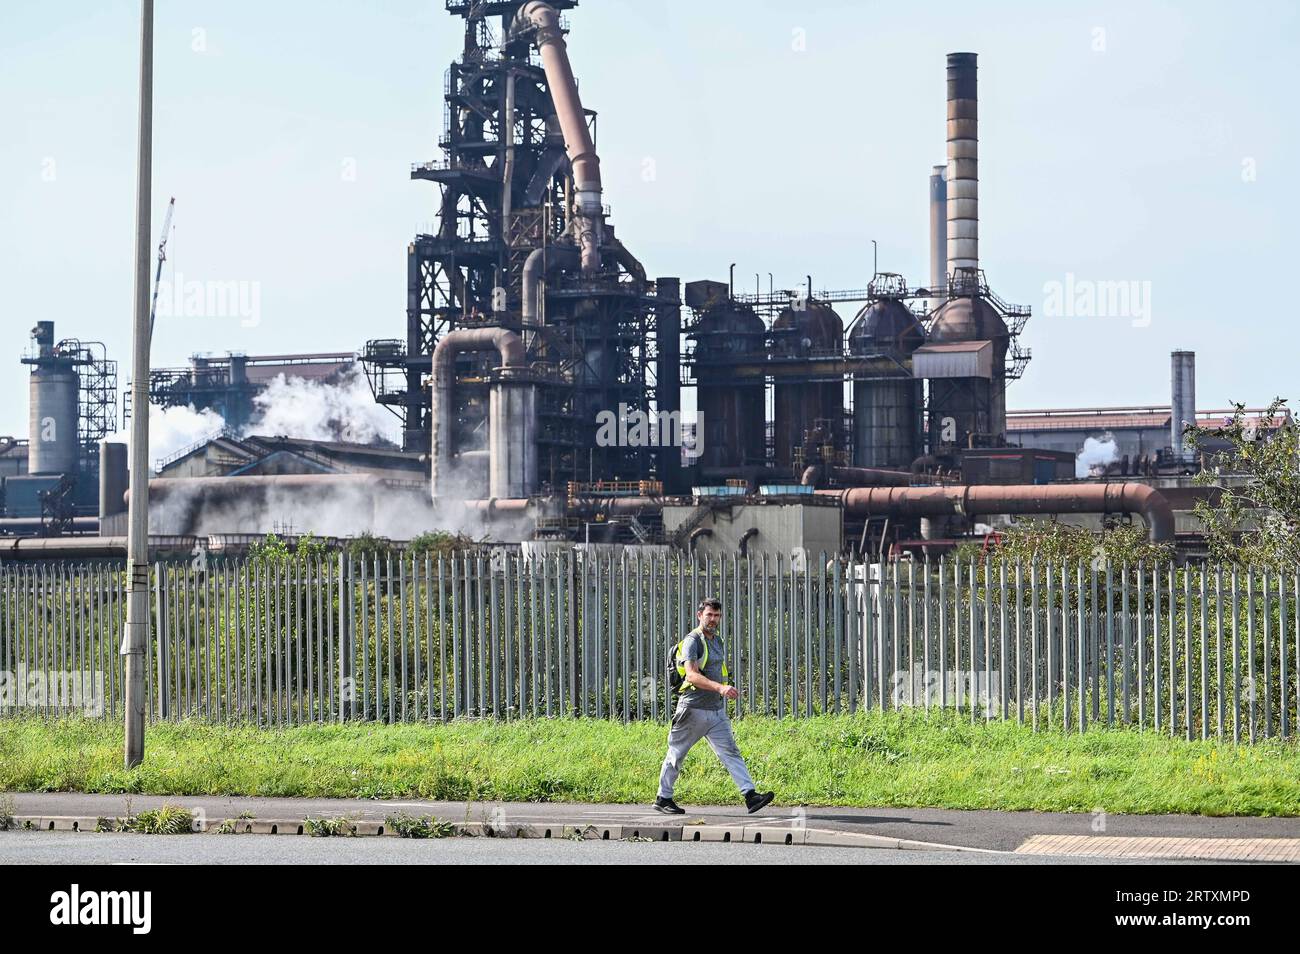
[946,52,978,279]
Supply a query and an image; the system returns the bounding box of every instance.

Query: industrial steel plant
[1,0,1274,559]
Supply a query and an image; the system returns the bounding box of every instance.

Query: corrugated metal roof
[1008,413,1169,431]
[1007,407,1289,432]
[913,340,992,379]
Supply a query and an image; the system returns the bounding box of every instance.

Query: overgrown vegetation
[116,804,194,835]
[1,714,1296,816]
[244,530,474,563]
[248,532,329,563]
[303,815,355,837]
[985,519,1173,568]
[1187,398,1300,566]
[386,812,455,839]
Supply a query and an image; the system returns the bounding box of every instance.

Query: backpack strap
[675,628,728,690]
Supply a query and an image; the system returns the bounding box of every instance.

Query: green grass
[1,712,1298,816]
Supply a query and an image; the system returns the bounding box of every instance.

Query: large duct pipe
[804,465,958,488]
[521,244,580,329]
[1171,350,1196,462]
[929,163,947,311]
[0,533,123,559]
[501,68,516,240]
[946,52,978,277]
[518,1,603,273]
[0,516,99,534]
[462,497,533,516]
[463,495,669,517]
[430,328,535,501]
[827,482,1175,542]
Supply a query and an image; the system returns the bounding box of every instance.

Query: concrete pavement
[7,792,1300,860]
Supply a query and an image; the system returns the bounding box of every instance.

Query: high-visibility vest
[675,628,729,690]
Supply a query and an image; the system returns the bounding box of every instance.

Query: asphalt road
[11,793,1300,852]
[0,830,1177,865]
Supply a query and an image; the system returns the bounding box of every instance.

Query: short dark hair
[697,598,722,613]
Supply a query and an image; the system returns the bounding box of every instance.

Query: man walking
[654,598,775,815]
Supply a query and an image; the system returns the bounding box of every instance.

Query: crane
[148,196,176,342]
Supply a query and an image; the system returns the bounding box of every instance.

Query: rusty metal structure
[4,321,118,534]
[142,352,355,431]
[362,0,682,503]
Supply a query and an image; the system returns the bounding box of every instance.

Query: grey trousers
[657,705,755,799]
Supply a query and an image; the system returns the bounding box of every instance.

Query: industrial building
[143,351,359,432]
[0,322,116,535]
[5,2,1260,558]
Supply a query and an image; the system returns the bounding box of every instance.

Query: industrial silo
[849,298,924,467]
[692,301,766,469]
[770,301,844,470]
[924,296,1009,447]
[26,321,81,476]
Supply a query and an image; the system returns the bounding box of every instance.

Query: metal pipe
[430,328,533,500]
[946,52,978,275]
[463,498,531,515]
[463,495,669,516]
[517,2,602,272]
[804,464,958,487]
[738,527,759,556]
[827,482,1176,542]
[521,243,580,329]
[501,69,516,242]
[929,163,947,310]
[0,534,121,558]
[0,517,99,533]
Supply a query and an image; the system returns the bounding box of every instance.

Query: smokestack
[1171,350,1196,461]
[929,164,947,311]
[99,440,129,520]
[946,52,978,280]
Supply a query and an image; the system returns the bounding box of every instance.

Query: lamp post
[123,0,154,768]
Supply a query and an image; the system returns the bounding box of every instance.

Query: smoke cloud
[114,364,532,543]
[105,404,227,468]
[249,366,399,445]
[151,479,531,542]
[106,364,400,467]
[1076,434,1119,478]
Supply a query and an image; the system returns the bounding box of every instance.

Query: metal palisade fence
[0,552,1297,743]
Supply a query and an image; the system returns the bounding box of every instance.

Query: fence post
[154,562,169,720]
[568,550,579,717]
[338,554,353,721]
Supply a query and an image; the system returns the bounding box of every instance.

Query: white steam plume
[1076,434,1119,478]
[152,480,531,543]
[249,366,398,445]
[105,404,227,469]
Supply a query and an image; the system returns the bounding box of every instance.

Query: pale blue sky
[1,0,1295,438]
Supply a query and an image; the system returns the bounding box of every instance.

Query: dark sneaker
[744,790,775,814]
[653,796,685,815]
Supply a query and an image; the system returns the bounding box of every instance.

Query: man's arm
[684,658,738,699]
